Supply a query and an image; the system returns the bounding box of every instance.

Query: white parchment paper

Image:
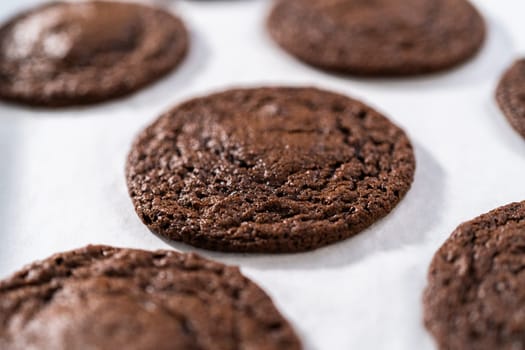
[1,1,524,349]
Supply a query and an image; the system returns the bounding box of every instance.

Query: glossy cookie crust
[424,201,525,350]
[126,87,415,253]
[496,59,525,139]
[268,0,485,75]
[0,245,301,350]
[0,1,188,106]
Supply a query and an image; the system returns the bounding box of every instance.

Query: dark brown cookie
[0,245,301,350]
[267,0,485,76]
[424,201,525,350]
[126,87,415,253]
[496,59,525,139]
[0,1,188,107]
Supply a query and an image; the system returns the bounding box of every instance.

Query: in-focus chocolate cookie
[0,1,188,107]
[0,245,301,350]
[267,0,485,76]
[496,59,525,139]
[126,87,415,253]
[424,201,525,350]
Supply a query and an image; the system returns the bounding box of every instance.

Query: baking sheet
[1,0,524,349]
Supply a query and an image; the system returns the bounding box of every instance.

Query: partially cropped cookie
[267,0,485,75]
[0,245,301,350]
[424,201,525,350]
[0,1,188,106]
[496,59,525,139]
[126,87,415,253]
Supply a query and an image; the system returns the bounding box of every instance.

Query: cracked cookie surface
[496,59,525,140]
[267,0,485,75]
[0,1,188,106]
[126,87,415,253]
[0,245,301,350]
[424,201,525,350]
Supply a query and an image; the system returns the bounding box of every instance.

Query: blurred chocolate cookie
[268,0,485,75]
[496,59,525,139]
[126,87,415,253]
[0,245,301,349]
[424,201,525,350]
[0,1,188,106]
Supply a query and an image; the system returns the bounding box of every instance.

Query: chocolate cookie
[496,59,525,139]
[126,87,415,253]
[424,201,525,350]
[267,0,485,75]
[0,245,301,350]
[0,1,188,107]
